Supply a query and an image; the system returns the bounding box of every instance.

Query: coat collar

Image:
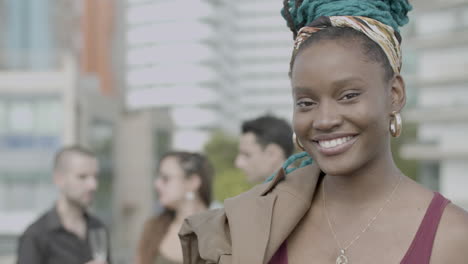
[224,163,322,264]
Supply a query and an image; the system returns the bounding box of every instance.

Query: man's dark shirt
[17,206,111,264]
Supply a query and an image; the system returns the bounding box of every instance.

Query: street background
[0,0,467,263]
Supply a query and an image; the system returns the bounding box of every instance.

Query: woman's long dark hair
[137,151,214,264]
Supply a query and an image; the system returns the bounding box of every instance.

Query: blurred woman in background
[136,151,213,264]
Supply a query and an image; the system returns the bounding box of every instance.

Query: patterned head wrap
[293,16,402,73]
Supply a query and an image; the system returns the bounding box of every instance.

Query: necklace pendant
[336,249,348,264]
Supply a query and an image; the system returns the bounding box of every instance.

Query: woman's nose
[312,101,342,131]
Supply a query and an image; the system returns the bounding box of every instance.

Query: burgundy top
[269,192,450,264]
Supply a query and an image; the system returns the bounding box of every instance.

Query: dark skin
[286,38,468,263]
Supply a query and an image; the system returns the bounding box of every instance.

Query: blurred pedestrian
[179,0,468,263]
[235,115,294,183]
[17,146,111,264]
[136,152,213,264]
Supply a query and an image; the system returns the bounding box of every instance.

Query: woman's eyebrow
[292,86,313,94]
[292,77,366,95]
[331,77,366,88]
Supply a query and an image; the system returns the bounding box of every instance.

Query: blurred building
[400,0,468,209]
[232,0,293,122]
[125,0,221,151]
[124,0,295,151]
[0,0,118,261]
[0,1,297,261]
[120,0,294,259]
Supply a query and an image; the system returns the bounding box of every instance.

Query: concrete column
[112,110,154,263]
[62,54,79,145]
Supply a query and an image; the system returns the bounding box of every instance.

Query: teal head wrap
[281,0,412,34]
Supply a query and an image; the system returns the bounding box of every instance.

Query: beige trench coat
[179,163,322,264]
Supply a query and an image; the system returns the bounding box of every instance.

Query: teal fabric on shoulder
[265,152,314,182]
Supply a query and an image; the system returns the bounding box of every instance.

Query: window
[2,0,55,70]
[35,99,62,135]
[0,102,6,134]
[9,102,34,133]
[0,97,62,150]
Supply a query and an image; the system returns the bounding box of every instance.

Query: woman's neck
[323,150,403,207]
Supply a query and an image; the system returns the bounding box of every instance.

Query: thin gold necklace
[322,175,402,264]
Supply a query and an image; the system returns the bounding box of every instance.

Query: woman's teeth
[318,136,353,149]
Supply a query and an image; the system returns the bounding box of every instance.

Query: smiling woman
[178,1,468,264]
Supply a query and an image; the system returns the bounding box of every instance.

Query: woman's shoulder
[432,198,468,262]
[225,164,320,205]
[393,178,468,262]
[406,180,468,237]
[438,193,468,240]
[442,202,468,225]
[179,165,321,263]
[179,169,285,236]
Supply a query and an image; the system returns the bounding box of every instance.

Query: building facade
[0,0,119,261]
[125,0,221,151]
[125,0,296,149]
[232,0,293,123]
[400,0,468,209]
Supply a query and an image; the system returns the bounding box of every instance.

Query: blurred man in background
[17,146,110,264]
[235,115,294,183]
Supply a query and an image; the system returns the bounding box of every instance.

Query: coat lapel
[263,164,321,263]
[224,183,279,264]
[225,164,322,264]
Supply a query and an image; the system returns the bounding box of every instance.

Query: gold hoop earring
[389,111,402,137]
[293,132,305,151]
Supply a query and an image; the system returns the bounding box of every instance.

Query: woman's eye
[340,92,360,100]
[296,99,315,108]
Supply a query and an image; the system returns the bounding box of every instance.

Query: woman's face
[154,156,191,210]
[291,39,404,176]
